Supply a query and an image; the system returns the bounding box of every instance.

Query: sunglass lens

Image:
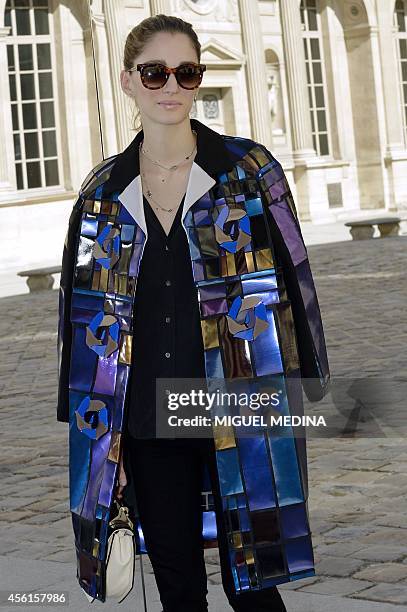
[142,64,167,89]
[177,65,203,89]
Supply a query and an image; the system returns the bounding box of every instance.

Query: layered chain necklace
[139,129,197,213]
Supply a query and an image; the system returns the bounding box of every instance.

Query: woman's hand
[116,452,128,500]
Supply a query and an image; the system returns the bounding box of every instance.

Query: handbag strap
[139,554,148,612]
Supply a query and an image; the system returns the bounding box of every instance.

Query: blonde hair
[123,14,201,132]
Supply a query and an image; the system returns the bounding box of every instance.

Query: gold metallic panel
[91,269,101,291]
[213,424,236,449]
[245,251,255,273]
[92,539,100,557]
[201,318,219,350]
[226,252,236,277]
[93,200,101,214]
[84,199,94,212]
[220,255,228,277]
[119,275,127,296]
[99,267,108,292]
[108,430,121,463]
[256,248,274,271]
[107,269,115,293]
[244,549,255,565]
[101,200,111,215]
[250,145,271,167]
[232,532,243,549]
[119,333,132,365]
[197,227,218,258]
[275,302,300,373]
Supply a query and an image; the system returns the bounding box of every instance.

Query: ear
[120,69,134,98]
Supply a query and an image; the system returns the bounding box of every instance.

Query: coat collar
[103,118,236,237]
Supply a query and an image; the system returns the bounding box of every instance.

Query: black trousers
[125,436,287,612]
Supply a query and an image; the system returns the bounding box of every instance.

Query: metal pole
[86,0,105,161]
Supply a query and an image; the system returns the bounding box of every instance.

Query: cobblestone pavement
[0,235,406,609]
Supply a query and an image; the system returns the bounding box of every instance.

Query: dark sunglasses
[128,62,206,90]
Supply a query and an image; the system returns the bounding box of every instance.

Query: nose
[162,72,179,92]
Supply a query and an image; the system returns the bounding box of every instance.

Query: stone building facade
[0,0,406,277]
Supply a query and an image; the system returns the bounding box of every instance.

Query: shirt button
[165,316,171,323]
[165,352,171,358]
[165,279,171,286]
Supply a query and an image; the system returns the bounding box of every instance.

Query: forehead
[137,31,198,64]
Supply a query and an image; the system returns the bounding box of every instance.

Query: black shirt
[125,194,207,439]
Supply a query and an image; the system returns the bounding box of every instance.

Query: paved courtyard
[0,234,406,611]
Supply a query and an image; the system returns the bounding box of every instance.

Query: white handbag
[83,498,148,607]
[105,501,136,602]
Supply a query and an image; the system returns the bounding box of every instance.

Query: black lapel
[102,118,236,197]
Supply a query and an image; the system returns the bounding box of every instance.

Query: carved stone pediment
[177,0,238,21]
[200,38,244,69]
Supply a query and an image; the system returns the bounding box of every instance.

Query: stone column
[89,8,118,158]
[376,0,407,211]
[278,0,315,162]
[238,0,273,149]
[150,0,170,15]
[104,0,130,151]
[278,0,332,222]
[376,0,405,155]
[0,25,15,195]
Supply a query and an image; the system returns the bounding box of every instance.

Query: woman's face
[120,31,199,127]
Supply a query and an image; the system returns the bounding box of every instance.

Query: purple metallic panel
[296,259,329,379]
[268,200,307,267]
[98,459,117,508]
[93,349,118,396]
[81,430,112,521]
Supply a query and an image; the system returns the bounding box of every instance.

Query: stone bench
[344,217,401,240]
[18,265,61,292]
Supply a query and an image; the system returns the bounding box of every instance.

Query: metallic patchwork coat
[56,118,330,602]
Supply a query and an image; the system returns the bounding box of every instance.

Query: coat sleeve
[256,144,330,402]
[56,195,84,423]
[55,157,119,423]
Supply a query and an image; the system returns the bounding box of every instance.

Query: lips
[158,102,181,106]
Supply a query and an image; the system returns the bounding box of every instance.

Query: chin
[154,113,190,125]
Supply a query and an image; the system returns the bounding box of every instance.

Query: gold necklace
[141,130,197,170]
[141,167,180,213]
[139,133,197,213]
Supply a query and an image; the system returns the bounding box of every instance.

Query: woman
[57,13,330,612]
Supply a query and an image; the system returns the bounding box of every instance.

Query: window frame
[394,0,407,147]
[300,0,332,157]
[5,0,64,193]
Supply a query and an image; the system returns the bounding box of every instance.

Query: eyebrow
[142,59,196,65]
